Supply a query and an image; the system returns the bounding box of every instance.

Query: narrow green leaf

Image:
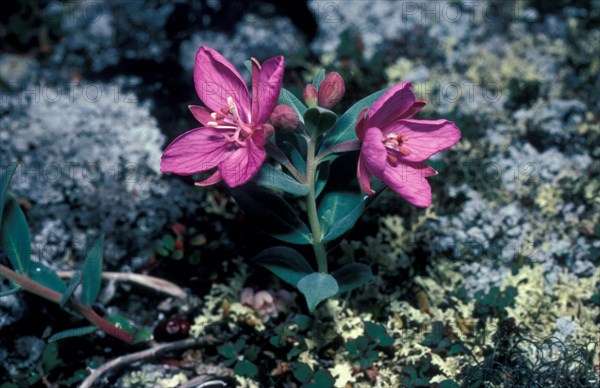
[297,273,339,312]
[231,184,312,245]
[60,271,82,307]
[315,162,330,198]
[48,326,97,342]
[106,314,135,334]
[0,162,18,222]
[81,236,104,306]
[254,164,309,197]
[0,287,20,297]
[333,263,373,293]
[0,197,30,274]
[312,69,326,89]
[321,88,388,150]
[244,59,252,74]
[252,247,314,286]
[29,262,67,294]
[278,88,307,120]
[318,192,365,241]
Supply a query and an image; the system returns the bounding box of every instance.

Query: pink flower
[160,47,284,187]
[355,82,461,207]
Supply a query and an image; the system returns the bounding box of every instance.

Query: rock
[0,54,39,90]
[0,82,206,269]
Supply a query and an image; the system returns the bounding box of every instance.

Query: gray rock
[1,83,206,269]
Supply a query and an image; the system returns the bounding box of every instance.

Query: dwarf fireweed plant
[162,46,461,311]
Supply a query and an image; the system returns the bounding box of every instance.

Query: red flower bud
[318,72,345,109]
[270,104,299,133]
[302,84,318,107]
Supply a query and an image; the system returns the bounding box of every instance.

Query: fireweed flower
[356,82,461,207]
[160,46,284,187]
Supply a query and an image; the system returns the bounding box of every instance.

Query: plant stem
[305,137,327,273]
[0,264,135,343]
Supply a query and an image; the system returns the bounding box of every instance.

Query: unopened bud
[303,84,318,107]
[270,104,299,133]
[318,72,345,109]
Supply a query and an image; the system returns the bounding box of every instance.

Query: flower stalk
[305,135,327,273]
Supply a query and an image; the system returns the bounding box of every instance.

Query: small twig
[56,271,187,300]
[79,336,218,388]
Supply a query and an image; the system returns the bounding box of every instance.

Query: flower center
[207,96,254,147]
[382,133,410,165]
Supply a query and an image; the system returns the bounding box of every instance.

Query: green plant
[269,314,313,360]
[292,362,335,388]
[217,338,259,378]
[345,322,393,370]
[0,163,145,344]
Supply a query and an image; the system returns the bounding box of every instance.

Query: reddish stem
[0,264,135,344]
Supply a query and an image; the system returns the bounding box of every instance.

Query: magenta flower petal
[357,155,375,195]
[188,105,213,126]
[367,82,416,129]
[194,46,251,122]
[251,56,285,125]
[401,99,427,119]
[160,127,232,175]
[383,162,437,207]
[355,107,369,140]
[361,127,387,180]
[194,170,222,186]
[218,140,266,187]
[384,119,461,163]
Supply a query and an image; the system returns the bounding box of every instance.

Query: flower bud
[270,104,299,133]
[318,72,345,109]
[302,84,318,107]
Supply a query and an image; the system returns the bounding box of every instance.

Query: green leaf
[48,326,97,342]
[287,143,307,178]
[81,236,104,306]
[252,247,313,286]
[218,344,236,359]
[244,59,252,74]
[315,162,330,198]
[0,287,20,297]
[0,197,30,274]
[438,380,460,388]
[312,69,326,89]
[0,162,18,222]
[234,360,258,378]
[321,88,388,150]
[293,362,313,383]
[310,370,335,388]
[160,235,175,250]
[278,88,307,121]
[333,263,373,293]
[303,106,337,136]
[297,273,339,312]
[106,314,135,334]
[231,184,312,245]
[294,314,313,331]
[134,326,153,343]
[41,342,61,371]
[60,271,82,307]
[29,262,66,294]
[254,164,309,197]
[318,192,365,241]
[364,321,393,347]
